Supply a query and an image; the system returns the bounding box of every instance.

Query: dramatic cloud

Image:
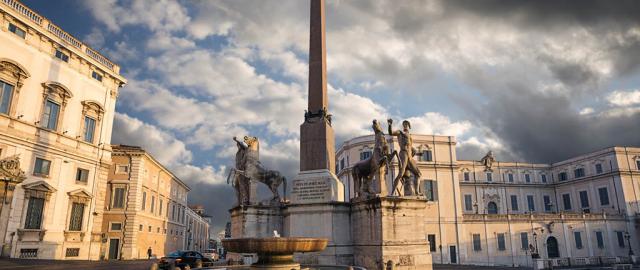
[63,0,640,232]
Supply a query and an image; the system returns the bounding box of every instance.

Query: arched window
[39,82,72,132]
[0,59,30,117]
[487,201,498,214]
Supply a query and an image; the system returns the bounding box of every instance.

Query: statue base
[352,197,433,270]
[289,169,344,204]
[230,205,284,238]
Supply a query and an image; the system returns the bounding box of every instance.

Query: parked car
[202,249,219,261]
[158,250,214,270]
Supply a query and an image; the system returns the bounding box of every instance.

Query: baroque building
[0,0,125,260]
[101,145,191,260]
[336,134,640,267]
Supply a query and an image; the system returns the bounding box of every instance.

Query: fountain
[222,237,328,270]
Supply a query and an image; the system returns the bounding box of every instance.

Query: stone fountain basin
[222,237,328,255]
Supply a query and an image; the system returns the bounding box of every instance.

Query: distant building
[337,134,640,266]
[101,145,190,260]
[0,0,125,260]
[185,205,210,253]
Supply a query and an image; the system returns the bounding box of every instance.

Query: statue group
[228,136,287,206]
[229,118,426,204]
[352,118,423,198]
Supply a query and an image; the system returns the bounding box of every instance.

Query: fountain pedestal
[352,197,433,270]
[222,237,328,270]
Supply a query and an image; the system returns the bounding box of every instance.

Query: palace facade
[336,134,640,267]
[0,0,125,260]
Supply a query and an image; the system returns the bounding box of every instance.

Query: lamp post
[625,231,634,256]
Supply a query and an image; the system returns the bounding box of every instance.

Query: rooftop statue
[480,151,496,171]
[228,136,287,206]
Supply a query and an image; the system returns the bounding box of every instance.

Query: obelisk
[290,0,344,204]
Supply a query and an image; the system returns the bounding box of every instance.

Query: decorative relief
[0,155,26,184]
[397,255,414,266]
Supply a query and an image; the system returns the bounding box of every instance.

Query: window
[541,174,547,183]
[142,192,147,211]
[508,173,514,182]
[472,234,481,251]
[598,187,610,206]
[525,174,531,183]
[574,168,585,178]
[65,248,79,257]
[510,195,519,211]
[574,231,583,249]
[0,81,14,114]
[520,232,529,250]
[487,202,498,214]
[427,234,436,252]
[595,231,604,249]
[116,165,129,173]
[55,49,69,62]
[159,199,163,216]
[558,172,568,181]
[543,195,552,212]
[41,100,60,130]
[360,151,371,160]
[33,157,51,177]
[486,172,492,182]
[637,160,640,170]
[24,197,44,229]
[76,168,89,183]
[497,233,506,251]
[68,202,85,231]
[617,231,625,247]
[110,222,122,231]
[424,180,437,201]
[579,190,589,210]
[148,226,151,232]
[463,172,470,181]
[340,158,345,170]
[19,249,38,259]
[8,23,26,39]
[151,196,155,213]
[91,71,103,82]
[139,224,143,231]
[595,164,603,174]
[83,116,96,143]
[527,195,535,212]
[112,187,126,209]
[422,150,433,162]
[562,193,572,210]
[464,194,473,211]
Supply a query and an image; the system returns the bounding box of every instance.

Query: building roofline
[111,144,191,191]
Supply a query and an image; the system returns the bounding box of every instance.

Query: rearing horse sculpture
[352,120,397,197]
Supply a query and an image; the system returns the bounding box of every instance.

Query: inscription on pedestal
[292,178,331,202]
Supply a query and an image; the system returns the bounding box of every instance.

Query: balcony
[463,212,625,222]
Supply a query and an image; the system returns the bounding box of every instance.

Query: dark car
[158,250,213,270]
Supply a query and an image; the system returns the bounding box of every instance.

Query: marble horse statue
[228,136,287,205]
[352,120,396,197]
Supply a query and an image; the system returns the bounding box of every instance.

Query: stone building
[101,145,190,260]
[184,205,211,253]
[336,134,640,267]
[0,0,125,260]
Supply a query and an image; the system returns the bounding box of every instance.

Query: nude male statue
[388,119,422,196]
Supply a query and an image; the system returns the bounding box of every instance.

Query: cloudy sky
[23,0,640,233]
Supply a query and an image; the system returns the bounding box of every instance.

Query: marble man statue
[352,120,396,197]
[480,151,495,171]
[229,137,251,205]
[388,119,422,196]
[229,136,287,205]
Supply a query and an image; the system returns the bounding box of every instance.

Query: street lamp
[625,231,634,256]
[532,232,539,258]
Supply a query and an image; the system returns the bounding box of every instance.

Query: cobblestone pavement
[0,259,157,270]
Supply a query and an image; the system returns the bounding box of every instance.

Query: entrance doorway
[449,246,457,263]
[546,236,560,258]
[108,238,120,260]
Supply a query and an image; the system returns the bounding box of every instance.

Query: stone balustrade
[463,212,626,222]
[1,0,118,72]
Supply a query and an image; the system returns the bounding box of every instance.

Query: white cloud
[83,0,190,33]
[579,107,595,115]
[607,90,640,107]
[406,112,472,138]
[112,113,192,166]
